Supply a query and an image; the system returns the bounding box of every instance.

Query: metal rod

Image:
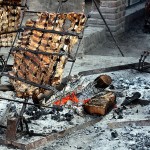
[25,10,43,14]
[11,47,68,56]
[23,26,80,37]
[2,73,58,93]
[93,0,124,57]
[0,97,54,109]
[0,26,81,37]
[16,98,28,130]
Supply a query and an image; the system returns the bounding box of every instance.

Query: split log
[84,92,116,116]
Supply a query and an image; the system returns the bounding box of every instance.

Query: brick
[100,5,126,13]
[89,0,126,35]
[101,0,122,8]
[88,17,125,26]
[101,11,125,19]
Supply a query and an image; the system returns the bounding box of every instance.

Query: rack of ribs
[9,12,86,103]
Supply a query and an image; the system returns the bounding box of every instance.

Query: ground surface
[0,5,150,150]
[38,18,150,150]
[86,19,150,57]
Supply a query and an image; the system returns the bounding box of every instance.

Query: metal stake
[93,0,124,57]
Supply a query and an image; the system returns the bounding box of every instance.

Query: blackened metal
[0,28,24,36]
[0,124,6,129]
[93,0,124,57]
[0,55,5,67]
[131,99,150,106]
[2,73,58,93]
[16,98,28,131]
[121,92,141,106]
[25,10,43,14]
[23,26,81,37]
[11,44,67,56]
[138,51,150,71]
[59,37,83,105]
[78,63,141,76]
[58,0,68,2]
[0,97,54,109]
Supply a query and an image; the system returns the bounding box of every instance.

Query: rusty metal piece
[6,118,18,141]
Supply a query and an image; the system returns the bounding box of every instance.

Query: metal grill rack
[1,1,86,94]
[0,0,87,141]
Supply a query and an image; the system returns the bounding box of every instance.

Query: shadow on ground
[86,18,150,57]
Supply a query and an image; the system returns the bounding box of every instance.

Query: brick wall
[88,0,126,35]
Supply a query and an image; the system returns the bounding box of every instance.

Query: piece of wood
[84,92,116,116]
[6,118,18,141]
[108,119,150,129]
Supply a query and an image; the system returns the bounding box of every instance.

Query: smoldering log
[94,74,112,89]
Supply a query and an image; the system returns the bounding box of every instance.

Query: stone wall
[88,0,126,35]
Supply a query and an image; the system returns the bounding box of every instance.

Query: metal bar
[0,65,13,72]
[59,11,87,105]
[78,63,147,76]
[93,0,124,57]
[0,31,19,36]
[25,10,43,14]
[16,98,28,132]
[11,47,68,56]
[1,26,82,38]
[23,26,81,37]
[0,97,54,109]
[2,73,58,93]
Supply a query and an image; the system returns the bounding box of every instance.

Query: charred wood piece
[84,92,116,116]
[94,75,112,89]
[121,92,141,106]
